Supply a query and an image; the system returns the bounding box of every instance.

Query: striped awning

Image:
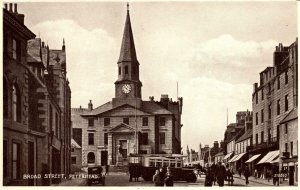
[228,154,239,163]
[223,152,233,160]
[245,154,261,163]
[257,150,279,164]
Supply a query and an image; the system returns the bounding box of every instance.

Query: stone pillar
[108,133,113,165]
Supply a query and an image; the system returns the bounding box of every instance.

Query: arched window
[87,152,95,163]
[12,83,21,122]
[3,79,8,118]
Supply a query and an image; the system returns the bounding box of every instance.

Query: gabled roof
[280,107,298,124]
[118,9,137,63]
[109,123,135,133]
[236,129,252,143]
[27,38,43,64]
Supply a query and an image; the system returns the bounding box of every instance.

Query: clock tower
[112,4,142,108]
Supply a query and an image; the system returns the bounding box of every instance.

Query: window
[55,113,59,137]
[87,152,95,163]
[159,117,166,126]
[88,133,94,145]
[12,84,21,122]
[50,105,53,131]
[142,117,148,126]
[268,104,272,119]
[261,89,264,100]
[159,133,165,144]
[277,99,280,115]
[256,134,258,145]
[290,142,293,156]
[125,66,128,74]
[104,118,110,126]
[285,95,289,112]
[104,133,108,145]
[71,148,75,152]
[285,71,288,84]
[12,39,17,60]
[255,113,258,125]
[285,143,288,153]
[139,150,147,154]
[140,133,148,145]
[71,157,76,164]
[261,109,264,123]
[3,140,7,177]
[3,79,8,118]
[255,93,258,104]
[12,142,21,179]
[118,66,121,75]
[268,128,271,142]
[277,76,280,90]
[285,124,288,134]
[88,118,94,127]
[261,131,264,144]
[123,118,129,125]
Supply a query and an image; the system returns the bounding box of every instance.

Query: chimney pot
[9,3,13,12]
[14,3,18,13]
[42,42,45,48]
[4,3,8,10]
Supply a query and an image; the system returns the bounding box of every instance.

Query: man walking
[216,162,226,187]
[244,166,250,185]
[105,164,109,175]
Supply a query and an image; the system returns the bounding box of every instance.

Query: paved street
[57,172,276,186]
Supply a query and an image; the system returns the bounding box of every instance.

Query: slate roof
[79,100,172,116]
[27,38,42,63]
[236,129,252,143]
[280,107,298,124]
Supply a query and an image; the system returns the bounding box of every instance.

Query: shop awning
[265,151,280,163]
[233,153,246,162]
[245,154,261,163]
[270,156,280,164]
[223,152,233,160]
[228,154,239,163]
[257,150,279,164]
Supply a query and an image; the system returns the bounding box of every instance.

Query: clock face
[122,84,131,94]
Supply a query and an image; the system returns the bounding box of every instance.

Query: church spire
[118,3,137,63]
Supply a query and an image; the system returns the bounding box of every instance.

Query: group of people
[204,162,251,186]
[153,167,174,186]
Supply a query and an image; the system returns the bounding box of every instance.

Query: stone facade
[3,4,71,186]
[71,6,182,167]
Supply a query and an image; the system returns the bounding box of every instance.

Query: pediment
[109,123,135,133]
[102,104,151,117]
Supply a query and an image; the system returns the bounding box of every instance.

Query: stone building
[71,5,183,167]
[250,39,298,182]
[3,4,71,185]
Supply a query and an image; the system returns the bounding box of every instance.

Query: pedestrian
[238,167,242,178]
[204,167,214,186]
[164,172,174,186]
[244,166,250,185]
[254,169,258,179]
[153,169,162,186]
[216,162,226,187]
[129,164,133,182]
[159,167,165,186]
[105,164,109,175]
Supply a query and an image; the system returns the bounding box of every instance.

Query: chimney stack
[42,42,45,48]
[149,96,154,101]
[9,3,13,12]
[62,38,65,52]
[88,100,93,111]
[14,3,18,14]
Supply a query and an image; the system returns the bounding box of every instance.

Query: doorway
[28,141,35,185]
[101,151,108,166]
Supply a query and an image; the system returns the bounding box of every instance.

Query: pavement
[233,174,289,186]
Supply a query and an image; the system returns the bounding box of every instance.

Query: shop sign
[274,173,288,178]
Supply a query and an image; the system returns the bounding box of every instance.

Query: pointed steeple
[118,3,137,63]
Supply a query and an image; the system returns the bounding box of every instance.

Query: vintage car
[128,154,197,183]
[87,166,105,186]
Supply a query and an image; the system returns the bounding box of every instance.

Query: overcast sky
[16,1,297,153]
